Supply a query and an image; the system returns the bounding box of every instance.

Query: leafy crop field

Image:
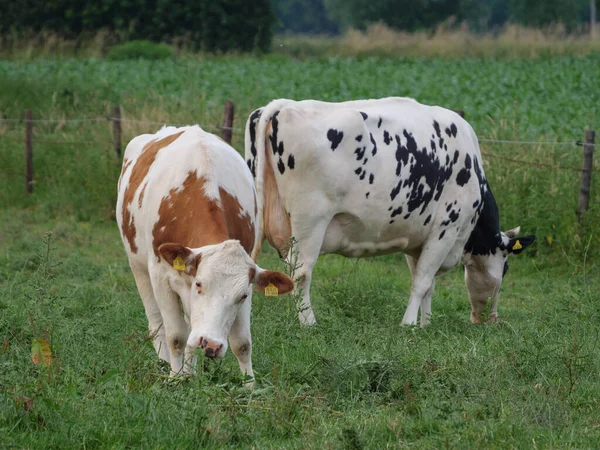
[1,56,599,448]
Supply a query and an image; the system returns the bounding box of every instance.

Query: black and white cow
[245,98,535,327]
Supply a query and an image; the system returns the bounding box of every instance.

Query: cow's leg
[404,255,435,327]
[420,279,435,327]
[402,239,453,326]
[130,263,170,362]
[149,271,190,375]
[229,300,254,388]
[289,220,330,326]
[178,293,197,374]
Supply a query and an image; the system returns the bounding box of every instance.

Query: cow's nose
[199,337,223,358]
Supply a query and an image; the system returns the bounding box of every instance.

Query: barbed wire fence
[0,103,596,225]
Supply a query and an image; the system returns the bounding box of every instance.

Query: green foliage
[0,0,274,53]
[105,40,174,61]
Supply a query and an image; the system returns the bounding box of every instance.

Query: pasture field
[1,55,600,448]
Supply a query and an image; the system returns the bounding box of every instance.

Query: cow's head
[462,226,535,324]
[158,240,294,358]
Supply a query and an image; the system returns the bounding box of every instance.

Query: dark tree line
[276,0,599,34]
[0,0,273,52]
[0,0,596,53]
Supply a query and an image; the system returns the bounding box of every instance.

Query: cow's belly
[320,212,426,258]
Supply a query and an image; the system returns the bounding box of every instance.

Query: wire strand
[1,136,98,145]
[481,151,598,172]
[479,138,595,147]
[1,115,589,143]
[0,117,107,124]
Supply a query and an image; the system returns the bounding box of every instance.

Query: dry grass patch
[276,22,600,58]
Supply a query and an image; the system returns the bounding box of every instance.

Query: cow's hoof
[486,313,498,325]
[299,311,317,326]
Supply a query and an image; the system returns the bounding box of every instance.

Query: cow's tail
[245,106,268,261]
[245,100,294,262]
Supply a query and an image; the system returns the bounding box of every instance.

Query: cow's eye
[240,293,248,302]
[195,281,202,293]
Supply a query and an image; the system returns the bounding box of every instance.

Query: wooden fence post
[591,0,597,40]
[112,106,122,159]
[25,109,33,194]
[221,100,235,145]
[577,129,595,223]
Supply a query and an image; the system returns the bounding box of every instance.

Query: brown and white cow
[116,125,293,382]
[245,98,535,327]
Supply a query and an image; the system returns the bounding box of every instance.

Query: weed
[280,237,308,318]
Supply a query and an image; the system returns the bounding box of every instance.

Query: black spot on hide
[269,111,284,156]
[327,129,344,151]
[370,133,378,156]
[383,130,392,145]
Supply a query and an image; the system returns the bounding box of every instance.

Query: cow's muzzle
[198,336,224,358]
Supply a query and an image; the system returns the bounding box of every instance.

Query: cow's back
[117,126,257,266]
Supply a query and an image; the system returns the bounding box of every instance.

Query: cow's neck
[464,185,501,256]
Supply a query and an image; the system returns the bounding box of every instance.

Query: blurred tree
[509,0,589,29]
[325,0,462,31]
[457,0,510,30]
[322,0,595,32]
[274,0,339,34]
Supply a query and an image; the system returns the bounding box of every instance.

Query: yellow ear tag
[264,283,279,297]
[512,240,522,251]
[173,255,186,271]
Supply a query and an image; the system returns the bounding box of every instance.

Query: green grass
[105,40,176,61]
[1,209,599,448]
[1,55,600,447]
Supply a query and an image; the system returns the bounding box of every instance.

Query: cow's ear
[504,226,521,239]
[252,268,294,296]
[158,243,201,276]
[507,235,536,255]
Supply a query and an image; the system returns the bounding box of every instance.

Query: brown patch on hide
[121,130,185,253]
[219,187,255,254]
[263,120,292,255]
[152,172,228,258]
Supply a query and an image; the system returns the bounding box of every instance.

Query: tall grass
[2,23,600,60]
[276,22,600,59]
